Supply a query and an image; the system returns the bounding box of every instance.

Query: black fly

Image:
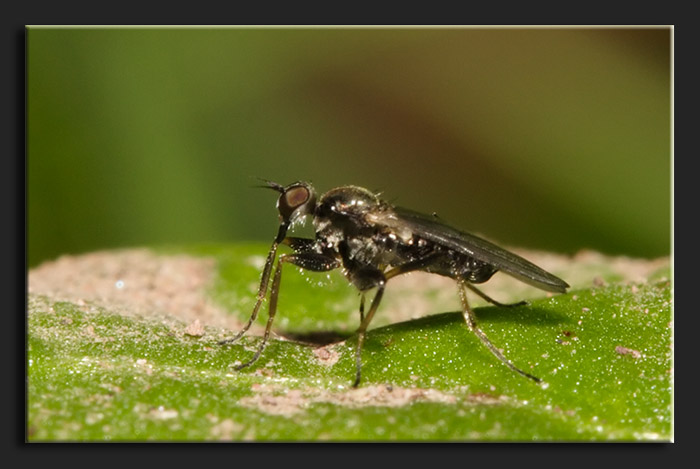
[219,181,569,387]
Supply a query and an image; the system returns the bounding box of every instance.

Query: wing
[373,206,569,293]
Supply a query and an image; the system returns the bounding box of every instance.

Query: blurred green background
[27,27,671,268]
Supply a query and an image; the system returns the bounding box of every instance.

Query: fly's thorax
[315,186,383,223]
[314,223,345,252]
[344,234,384,267]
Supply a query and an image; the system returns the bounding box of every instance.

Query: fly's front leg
[218,236,321,347]
[233,251,340,371]
[457,279,541,383]
[281,236,317,253]
[218,235,284,346]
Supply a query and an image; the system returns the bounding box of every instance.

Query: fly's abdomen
[422,249,498,284]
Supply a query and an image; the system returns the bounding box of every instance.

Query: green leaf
[27,244,672,441]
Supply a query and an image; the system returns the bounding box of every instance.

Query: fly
[219,181,569,387]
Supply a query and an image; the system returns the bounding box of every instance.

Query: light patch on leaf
[239,384,460,416]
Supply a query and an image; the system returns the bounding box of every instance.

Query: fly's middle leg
[351,253,443,387]
[353,281,385,388]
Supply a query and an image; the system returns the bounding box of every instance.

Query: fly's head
[262,180,317,241]
[272,181,317,224]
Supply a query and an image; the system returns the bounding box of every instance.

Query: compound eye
[284,186,310,209]
[278,184,312,221]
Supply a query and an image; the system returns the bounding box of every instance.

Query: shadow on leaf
[282,303,570,348]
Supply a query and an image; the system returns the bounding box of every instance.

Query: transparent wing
[373,206,569,293]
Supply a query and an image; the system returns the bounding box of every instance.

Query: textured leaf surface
[27,244,672,441]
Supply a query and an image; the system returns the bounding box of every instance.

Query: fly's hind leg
[466,284,527,308]
[458,279,541,383]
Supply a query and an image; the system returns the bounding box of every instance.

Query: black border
[5,10,685,467]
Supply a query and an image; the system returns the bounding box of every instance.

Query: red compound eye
[284,186,309,209]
